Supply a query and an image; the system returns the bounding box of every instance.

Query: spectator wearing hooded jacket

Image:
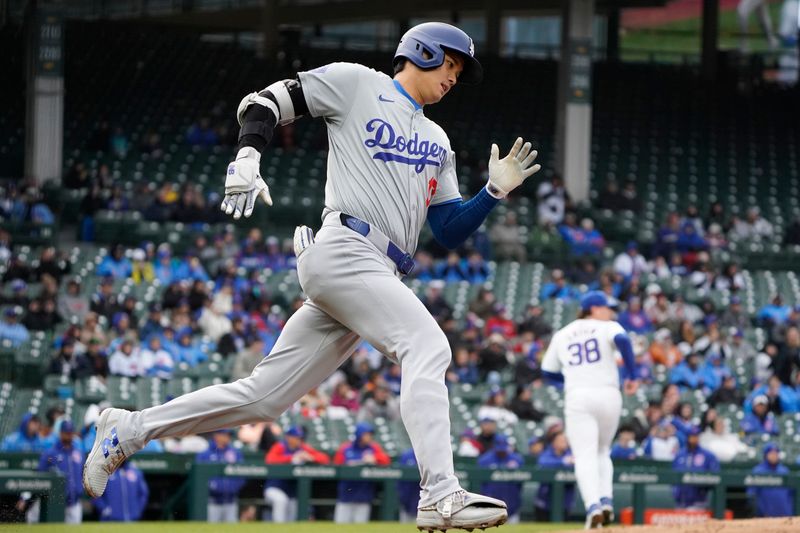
[748,443,795,517]
[478,434,525,524]
[1,413,46,452]
[195,429,245,523]
[333,422,390,523]
[396,449,420,523]
[37,422,84,523]
[264,426,329,522]
[671,427,720,509]
[92,460,149,521]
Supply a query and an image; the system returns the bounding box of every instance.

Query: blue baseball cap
[580,291,612,312]
[763,442,780,457]
[285,426,305,438]
[493,434,511,452]
[60,420,75,434]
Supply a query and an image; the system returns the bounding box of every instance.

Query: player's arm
[265,442,295,464]
[221,78,309,219]
[614,331,640,394]
[370,444,391,466]
[302,444,331,465]
[427,137,541,249]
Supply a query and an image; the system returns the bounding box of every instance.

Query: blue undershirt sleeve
[426,187,500,250]
[541,370,565,384]
[614,333,636,380]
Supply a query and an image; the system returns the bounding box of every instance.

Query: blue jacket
[477,450,525,516]
[1,414,47,452]
[748,461,794,517]
[534,446,576,512]
[740,412,779,436]
[671,446,720,508]
[670,362,715,394]
[96,256,132,279]
[539,283,579,301]
[196,443,245,504]
[39,442,84,506]
[610,444,638,460]
[744,386,799,414]
[93,463,149,521]
[397,449,420,515]
[756,304,791,325]
[0,320,30,347]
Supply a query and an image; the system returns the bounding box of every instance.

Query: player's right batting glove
[221,147,273,220]
[486,137,542,199]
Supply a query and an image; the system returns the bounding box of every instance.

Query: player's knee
[402,327,451,370]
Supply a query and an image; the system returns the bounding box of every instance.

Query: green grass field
[620,3,784,60]
[0,522,583,533]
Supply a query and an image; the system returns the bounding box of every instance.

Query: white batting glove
[486,137,542,199]
[220,147,273,220]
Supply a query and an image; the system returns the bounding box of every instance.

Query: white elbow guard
[236,79,299,127]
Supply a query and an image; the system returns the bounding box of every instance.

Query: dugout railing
[3,452,800,523]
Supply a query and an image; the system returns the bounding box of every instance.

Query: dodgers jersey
[298,62,462,254]
[541,318,626,393]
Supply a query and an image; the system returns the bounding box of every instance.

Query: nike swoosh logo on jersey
[378,95,394,103]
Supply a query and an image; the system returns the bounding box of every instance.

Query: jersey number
[425,177,438,207]
[567,338,600,366]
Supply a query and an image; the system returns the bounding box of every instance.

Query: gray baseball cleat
[82,408,129,498]
[416,490,508,532]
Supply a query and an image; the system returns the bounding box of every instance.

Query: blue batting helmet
[394,22,483,84]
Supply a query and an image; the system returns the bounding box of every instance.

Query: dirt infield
[565,516,800,532]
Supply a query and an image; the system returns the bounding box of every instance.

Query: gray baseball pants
[115,222,461,507]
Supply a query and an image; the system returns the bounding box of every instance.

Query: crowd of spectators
[3,170,800,522]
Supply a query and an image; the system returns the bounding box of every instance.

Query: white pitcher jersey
[540,318,626,393]
[298,62,462,254]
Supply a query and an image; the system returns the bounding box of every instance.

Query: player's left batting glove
[221,146,273,220]
[486,137,542,199]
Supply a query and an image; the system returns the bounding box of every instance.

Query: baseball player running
[540,291,639,529]
[83,22,540,532]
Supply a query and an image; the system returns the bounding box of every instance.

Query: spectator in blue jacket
[617,297,654,334]
[434,252,467,283]
[748,443,795,517]
[333,422,391,523]
[195,429,245,523]
[397,449,420,523]
[741,395,780,442]
[478,434,525,524]
[174,328,207,367]
[93,460,149,521]
[38,421,84,523]
[700,353,730,394]
[1,413,46,452]
[0,306,29,347]
[96,244,132,279]
[462,251,490,284]
[670,353,716,395]
[534,430,576,521]
[671,427,720,508]
[540,269,579,301]
[746,375,799,415]
[757,295,792,327]
[610,427,638,460]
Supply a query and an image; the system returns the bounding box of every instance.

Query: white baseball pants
[207,502,238,522]
[564,387,622,510]
[264,487,298,522]
[334,502,371,523]
[115,224,460,507]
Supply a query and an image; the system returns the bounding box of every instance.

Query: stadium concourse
[1,18,800,526]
